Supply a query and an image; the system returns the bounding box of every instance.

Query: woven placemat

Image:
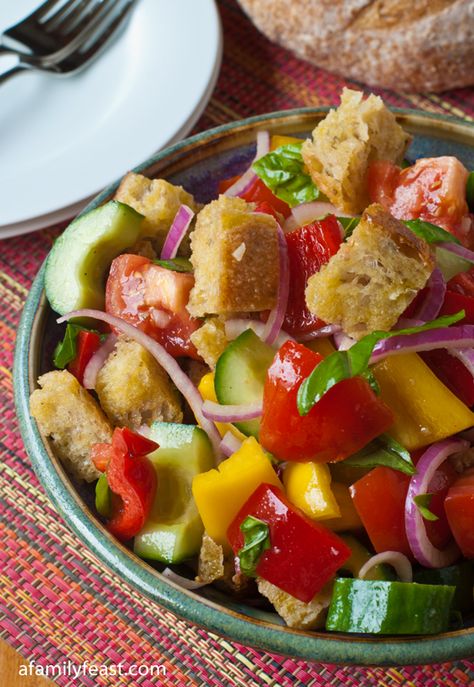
[2,1,474,684]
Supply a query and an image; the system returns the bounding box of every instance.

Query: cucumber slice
[326,578,455,635]
[214,329,275,437]
[45,200,143,315]
[436,245,472,281]
[133,423,214,564]
[414,561,474,612]
[339,534,395,581]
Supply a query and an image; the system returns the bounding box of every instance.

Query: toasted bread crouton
[451,447,474,474]
[190,317,228,368]
[95,336,182,430]
[127,238,157,260]
[305,204,434,339]
[257,579,333,630]
[196,532,225,583]
[30,370,112,482]
[115,172,199,251]
[302,88,411,214]
[187,196,279,317]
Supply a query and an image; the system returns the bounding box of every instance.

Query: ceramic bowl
[14,108,474,665]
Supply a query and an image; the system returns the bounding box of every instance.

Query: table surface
[2,1,474,685]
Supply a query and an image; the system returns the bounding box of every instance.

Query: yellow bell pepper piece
[198,372,246,441]
[323,483,363,532]
[373,353,474,451]
[192,436,283,548]
[271,135,302,151]
[338,534,387,580]
[283,462,340,520]
[305,337,336,358]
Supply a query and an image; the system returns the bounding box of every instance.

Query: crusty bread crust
[257,579,332,629]
[237,0,474,93]
[305,203,434,338]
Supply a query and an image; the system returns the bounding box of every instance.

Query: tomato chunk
[350,461,457,557]
[368,156,470,242]
[445,469,474,558]
[259,341,394,462]
[105,254,201,359]
[283,216,342,336]
[227,483,350,602]
[67,330,101,385]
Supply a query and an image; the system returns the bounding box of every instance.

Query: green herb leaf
[153,257,193,273]
[338,216,360,238]
[297,311,465,415]
[53,323,94,369]
[404,219,461,246]
[467,171,474,212]
[413,493,439,521]
[401,159,412,169]
[252,143,323,208]
[344,434,415,476]
[237,515,271,577]
[95,473,113,518]
[361,368,380,395]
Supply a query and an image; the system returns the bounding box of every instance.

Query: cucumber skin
[214,329,275,437]
[414,561,474,612]
[45,201,143,315]
[133,424,214,564]
[326,578,455,635]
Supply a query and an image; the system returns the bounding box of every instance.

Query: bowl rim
[14,106,474,666]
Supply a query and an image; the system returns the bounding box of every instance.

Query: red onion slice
[291,202,352,227]
[161,567,208,590]
[57,309,222,459]
[283,215,299,233]
[261,223,290,345]
[297,324,341,342]
[219,431,243,457]
[82,333,117,390]
[202,399,262,423]
[449,347,474,377]
[370,325,474,364]
[358,551,413,583]
[224,318,294,348]
[160,204,195,260]
[224,130,270,198]
[438,241,474,265]
[333,331,356,351]
[405,438,467,567]
[412,268,446,323]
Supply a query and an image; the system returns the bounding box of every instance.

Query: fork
[0,0,135,86]
[0,0,126,65]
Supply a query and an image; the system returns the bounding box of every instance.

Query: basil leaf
[467,171,474,212]
[344,434,415,476]
[413,493,439,521]
[297,311,465,415]
[338,216,360,238]
[238,515,270,577]
[361,368,380,395]
[153,257,193,273]
[252,143,323,208]
[404,219,461,246]
[53,323,92,369]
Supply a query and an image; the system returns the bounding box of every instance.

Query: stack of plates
[0,0,222,238]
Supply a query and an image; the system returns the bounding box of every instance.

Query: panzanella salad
[30,89,474,635]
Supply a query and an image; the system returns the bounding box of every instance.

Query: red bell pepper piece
[102,428,158,541]
[445,468,474,558]
[447,268,474,298]
[67,330,101,385]
[259,341,394,462]
[253,200,282,222]
[284,216,342,336]
[440,290,474,324]
[350,460,457,558]
[218,175,291,218]
[421,349,474,407]
[227,483,350,602]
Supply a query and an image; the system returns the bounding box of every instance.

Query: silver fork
[0,0,124,65]
[0,0,136,86]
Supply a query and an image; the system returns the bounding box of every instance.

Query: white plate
[0,0,222,236]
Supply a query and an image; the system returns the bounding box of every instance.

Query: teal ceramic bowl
[14,108,474,665]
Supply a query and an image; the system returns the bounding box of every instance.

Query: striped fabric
[1,0,474,684]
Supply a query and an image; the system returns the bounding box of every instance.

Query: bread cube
[305,204,434,339]
[196,532,225,584]
[115,172,199,251]
[29,370,112,482]
[302,88,411,214]
[257,579,332,629]
[190,317,228,368]
[187,196,279,317]
[95,336,182,430]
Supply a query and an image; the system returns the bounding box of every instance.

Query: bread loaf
[237,0,474,93]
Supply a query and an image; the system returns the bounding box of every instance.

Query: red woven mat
[2,1,474,684]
